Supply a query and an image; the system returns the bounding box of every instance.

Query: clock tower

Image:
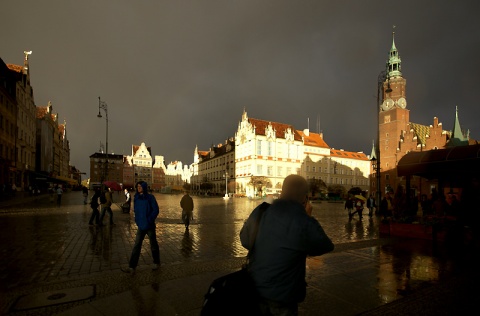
[379,31,410,193]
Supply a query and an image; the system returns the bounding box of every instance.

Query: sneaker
[121,267,135,274]
[151,264,159,271]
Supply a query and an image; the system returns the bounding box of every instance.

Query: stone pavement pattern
[0,192,478,315]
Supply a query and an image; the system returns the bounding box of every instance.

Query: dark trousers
[100,206,113,224]
[259,298,298,316]
[89,207,100,225]
[129,227,160,269]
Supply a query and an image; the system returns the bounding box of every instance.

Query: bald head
[280,175,308,204]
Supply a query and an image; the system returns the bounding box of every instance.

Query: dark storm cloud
[2,1,480,178]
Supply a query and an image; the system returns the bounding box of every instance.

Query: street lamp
[223,171,229,199]
[97,97,108,182]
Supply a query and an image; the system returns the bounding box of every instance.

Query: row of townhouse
[89,142,191,192]
[191,110,370,197]
[0,52,76,192]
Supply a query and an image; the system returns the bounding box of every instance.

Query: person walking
[350,198,365,219]
[180,190,194,230]
[99,187,114,226]
[240,175,334,315]
[82,186,89,204]
[124,188,131,212]
[88,188,101,226]
[122,181,160,273]
[367,194,376,217]
[56,185,63,206]
[345,197,354,217]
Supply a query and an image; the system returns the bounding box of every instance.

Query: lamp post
[97,97,108,182]
[223,171,229,199]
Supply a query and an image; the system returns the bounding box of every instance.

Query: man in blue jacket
[240,175,334,315]
[122,181,160,273]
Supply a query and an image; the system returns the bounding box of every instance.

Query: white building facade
[233,110,370,197]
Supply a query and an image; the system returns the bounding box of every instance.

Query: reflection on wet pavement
[0,192,465,305]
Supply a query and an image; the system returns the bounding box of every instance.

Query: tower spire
[447,106,468,147]
[386,26,402,78]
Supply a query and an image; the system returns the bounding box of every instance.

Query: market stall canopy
[397,144,480,180]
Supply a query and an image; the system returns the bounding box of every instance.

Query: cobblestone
[0,192,478,315]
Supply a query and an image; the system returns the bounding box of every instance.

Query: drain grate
[12,285,95,311]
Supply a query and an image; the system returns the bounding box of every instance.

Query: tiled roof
[297,130,330,148]
[409,123,429,145]
[330,149,369,161]
[6,64,23,73]
[36,106,48,119]
[248,118,302,141]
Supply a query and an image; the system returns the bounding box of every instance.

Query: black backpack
[100,192,107,204]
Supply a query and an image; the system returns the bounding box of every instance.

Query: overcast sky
[2,1,479,179]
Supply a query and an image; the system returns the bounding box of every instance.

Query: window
[312,166,316,172]
[257,164,263,175]
[267,166,273,176]
[277,166,282,177]
[256,140,262,155]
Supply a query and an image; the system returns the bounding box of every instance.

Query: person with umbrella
[349,195,366,220]
[99,186,114,226]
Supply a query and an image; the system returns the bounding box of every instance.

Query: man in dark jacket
[180,190,194,229]
[88,188,101,226]
[122,181,160,273]
[240,175,334,315]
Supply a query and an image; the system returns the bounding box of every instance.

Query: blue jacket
[134,182,159,230]
[240,199,334,304]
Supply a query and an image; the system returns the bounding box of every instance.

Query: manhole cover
[12,285,95,311]
[47,293,67,300]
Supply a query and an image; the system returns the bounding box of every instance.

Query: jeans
[100,206,113,224]
[129,227,160,269]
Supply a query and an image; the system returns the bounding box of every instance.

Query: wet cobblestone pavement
[0,192,478,315]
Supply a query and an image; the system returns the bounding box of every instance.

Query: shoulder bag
[200,202,269,316]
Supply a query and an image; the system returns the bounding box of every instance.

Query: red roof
[248,118,302,141]
[36,106,48,119]
[297,130,330,148]
[330,149,369,160]
[6,64,23,73]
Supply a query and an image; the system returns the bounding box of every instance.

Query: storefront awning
[397,144,480,179]
[54,176,78,185]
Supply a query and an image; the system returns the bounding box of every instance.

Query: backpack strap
[246,202,270,263]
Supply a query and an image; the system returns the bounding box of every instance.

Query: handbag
[200,202,269,316]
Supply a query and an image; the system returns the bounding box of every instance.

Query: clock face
[397,97,407,109]
[382,98,394,111]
